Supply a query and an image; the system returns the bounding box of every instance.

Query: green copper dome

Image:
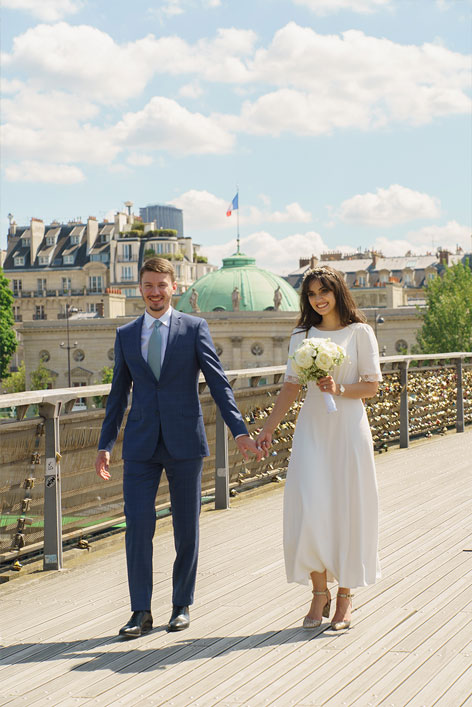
[177,252,300,313]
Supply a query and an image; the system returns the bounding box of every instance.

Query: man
[96,258,261,638]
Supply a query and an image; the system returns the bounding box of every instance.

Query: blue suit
[98,310,248,610]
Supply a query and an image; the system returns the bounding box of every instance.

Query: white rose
[315,351,334,371]
[322,341,339,355]
[294,345,314,369]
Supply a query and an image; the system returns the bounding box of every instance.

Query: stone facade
[17,306,424,390]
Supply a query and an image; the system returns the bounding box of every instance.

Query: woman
[256,266,382,630]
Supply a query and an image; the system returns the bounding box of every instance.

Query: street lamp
[374,309,385,339]
[60,304,79,387]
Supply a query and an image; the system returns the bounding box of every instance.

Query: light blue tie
[147,320,162,381]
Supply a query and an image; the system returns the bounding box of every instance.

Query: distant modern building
[139,204,183,237]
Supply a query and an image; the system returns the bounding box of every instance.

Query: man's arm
[95,331,132,479]
[195,319,262,460]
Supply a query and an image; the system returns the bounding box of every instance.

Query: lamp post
[60,304,78,387]
[374,309,385,339]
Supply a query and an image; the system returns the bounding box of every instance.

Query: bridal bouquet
[290,337,346,413]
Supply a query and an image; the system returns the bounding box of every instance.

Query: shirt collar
[144,306,173,330]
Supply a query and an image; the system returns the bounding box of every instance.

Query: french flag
[226,193,238,217]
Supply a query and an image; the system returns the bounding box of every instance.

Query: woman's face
[306,278,337,317]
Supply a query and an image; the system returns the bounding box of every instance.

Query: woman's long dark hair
[296,265,366,331]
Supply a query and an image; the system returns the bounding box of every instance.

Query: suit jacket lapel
[160,310,181,379]
[133,314,156,378]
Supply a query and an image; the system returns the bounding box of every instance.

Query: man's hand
[95,450,111,480]
[235,435,263,461]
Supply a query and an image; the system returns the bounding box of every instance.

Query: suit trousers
[123,435,203,611]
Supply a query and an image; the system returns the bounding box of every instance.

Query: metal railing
[0,353,470,572]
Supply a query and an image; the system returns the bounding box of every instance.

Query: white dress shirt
[141,306,172,367]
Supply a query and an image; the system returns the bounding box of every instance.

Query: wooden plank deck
[1,429,471,707]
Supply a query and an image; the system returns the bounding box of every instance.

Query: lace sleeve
[284,374,302,384]
[360,373,382,382]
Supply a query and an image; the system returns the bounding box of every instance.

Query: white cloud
[126,153,154,167]
[371,221,470,256]
[5,161,85,184]
[239,23,471,134]
[1,122,121,164]
[339,185,441,226]
[169,190,313,230]
[179,82,204,99]
[2,87,99,129]
[116,97,234,155]
[293,0,391,14]
[204,230,329,274]
[162,0,185,16]
[2,0,83,21]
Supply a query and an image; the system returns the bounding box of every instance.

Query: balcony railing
[32,314,47,320]
[117,255,139,262]
[0,353,470,570]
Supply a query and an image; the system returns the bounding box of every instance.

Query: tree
[100,366,114,383]
[0,267,17,380]
[3,360,54,393]
[416,260,472,353]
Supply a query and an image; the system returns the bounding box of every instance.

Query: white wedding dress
[283,323,382,588]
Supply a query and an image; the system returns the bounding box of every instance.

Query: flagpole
[236,185,240,254]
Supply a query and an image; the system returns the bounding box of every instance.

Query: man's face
[139,271,177,317]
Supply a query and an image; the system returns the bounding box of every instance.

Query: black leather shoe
[119,611,153,638]
[167,605,190,632]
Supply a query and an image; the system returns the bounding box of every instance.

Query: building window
[70,235,80,245]
[379,271,389,284]
[251,343,264,356]
[73,349,85,362]
[63,255,75,264]
[107,348,115,361]
[403,271,413,285]
[123,288,136,297]
[12,279,22,294]
[21,238,29,247]
[427,271,436,281]
[89,275,103,293]
[121,266,133,281]
[62,277,71,293]
[122,244,133,261]
[87,303,98,313]
[39,350,50,362]
[175,265,181,277]
[46,235,56,246]
[101,253,109,263]
[14,256,25,266]
[37,278,47,293]
[13,306,21,322]
[38,255,50,265]
[34,305,46,320]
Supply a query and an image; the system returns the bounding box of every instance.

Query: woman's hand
[317,376,337,395]
[255,429,273,458]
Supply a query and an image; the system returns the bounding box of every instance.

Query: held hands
[255,429,273,459]
[236,435,264,462]
[317,375,337,395]
[95,450,111,480]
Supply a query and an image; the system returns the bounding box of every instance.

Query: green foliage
[3,361,25,393]
[145,229,178,238]
[0,267,17,380]
[194,255,208,263]
[416,260,472,354]
[30,361,54,390]
[2,360,53,393]
[100,366,114,383]
[131,222,145,231]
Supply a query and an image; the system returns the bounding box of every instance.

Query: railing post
[455,358,464,433]
[38,401,63,570]
[214,407,229,510]
[399,361,409,449]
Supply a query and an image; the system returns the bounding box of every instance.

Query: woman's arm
[256,381,301,453]
[318,376,378,399]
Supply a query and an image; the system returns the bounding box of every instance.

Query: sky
[1,0,471,274]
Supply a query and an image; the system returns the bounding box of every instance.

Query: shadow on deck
[1,430,471,707]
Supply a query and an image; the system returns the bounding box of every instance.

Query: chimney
[372,251,378,269]
[299,257,309,268]
[310,254,319,268]
[437,248,449,266]
[30,218,45,264]
[114,211,127,233]
[86,216,98,252]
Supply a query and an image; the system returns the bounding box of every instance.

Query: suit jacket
[98,310,248,460]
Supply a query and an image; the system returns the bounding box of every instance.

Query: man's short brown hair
[139,257,175,283]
